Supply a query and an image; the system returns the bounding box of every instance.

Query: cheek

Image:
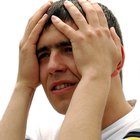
[67,58,81,78]
[39,64,48,83]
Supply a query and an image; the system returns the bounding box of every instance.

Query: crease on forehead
[37,25,68,48]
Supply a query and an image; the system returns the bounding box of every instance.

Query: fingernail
[64,0,72,6]
[51,15,59,21]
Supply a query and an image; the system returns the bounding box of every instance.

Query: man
[0,0,140,139]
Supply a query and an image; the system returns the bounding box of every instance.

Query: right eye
[38,52,50,62]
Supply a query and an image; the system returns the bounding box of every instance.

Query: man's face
[37,22,80,114]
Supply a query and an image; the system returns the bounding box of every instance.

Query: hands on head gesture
[51,0,123,78]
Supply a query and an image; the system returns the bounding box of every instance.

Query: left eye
[64,47,72,53]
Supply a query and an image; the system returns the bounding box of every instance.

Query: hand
[17,1,52,90]
[51,0,122,78]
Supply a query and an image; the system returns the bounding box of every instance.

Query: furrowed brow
[56,41,71,48]
[36,40,71,56]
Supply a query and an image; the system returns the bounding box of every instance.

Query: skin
[37,24,80,114]
[0,0,132,140]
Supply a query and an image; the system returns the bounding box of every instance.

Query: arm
[0,2,52,140]
[52,0,122,139]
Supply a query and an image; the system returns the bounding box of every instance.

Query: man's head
[45,0,123,79]
[45,0,123,43]
[37,0,124,114]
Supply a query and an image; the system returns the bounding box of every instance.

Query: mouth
[51,83,76,91]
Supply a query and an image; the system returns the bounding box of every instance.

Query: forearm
[0,1,52,139]
[0,83,35,140]
[59,74,111,140]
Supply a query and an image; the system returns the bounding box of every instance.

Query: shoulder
[123,100,140,139]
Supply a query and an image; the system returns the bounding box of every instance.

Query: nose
[47,50,67,75]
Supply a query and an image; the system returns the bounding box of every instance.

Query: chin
[53,102,70,115]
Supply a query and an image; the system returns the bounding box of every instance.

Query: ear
[111,46,125,77]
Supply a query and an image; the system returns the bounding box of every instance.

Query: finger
[78,0,100,27]
[51,15,77,41]
[24,2,52,40]
[110,27,122,48]
[64,0,87,30]
[88,1,108,28]
[27,14,48,48]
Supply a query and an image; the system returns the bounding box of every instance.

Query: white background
[0,0,140,129]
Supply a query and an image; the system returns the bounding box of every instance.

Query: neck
[102,76,133,129]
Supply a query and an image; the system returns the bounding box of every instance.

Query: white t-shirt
[102,100,140,140]
[26,100,140,140]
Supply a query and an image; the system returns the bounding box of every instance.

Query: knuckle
[103,27,110,37]
[94,27,110,37]
[86,29,95,38]
[94,28,102,37]
[76,33,85,42]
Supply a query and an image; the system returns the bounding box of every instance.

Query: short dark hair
[45,0,123,43]
[44,0,123,80]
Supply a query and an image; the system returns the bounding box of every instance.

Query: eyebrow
[57,40,71,48]
[36,40,71,56]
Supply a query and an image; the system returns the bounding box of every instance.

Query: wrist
[15,82,36,97]
[81,68,111,82]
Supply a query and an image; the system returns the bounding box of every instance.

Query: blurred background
[0,0,140,131]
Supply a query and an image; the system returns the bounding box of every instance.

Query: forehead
[37,22,77,49]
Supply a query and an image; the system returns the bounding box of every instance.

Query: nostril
[56,70,65,72]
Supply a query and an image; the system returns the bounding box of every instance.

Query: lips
[52,83,75,91]
[50,81,76,92]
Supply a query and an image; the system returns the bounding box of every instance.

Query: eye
[38,52,50,62]
[64,46,72,53]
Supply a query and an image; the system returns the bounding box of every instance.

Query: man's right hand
[17,1,52,91]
